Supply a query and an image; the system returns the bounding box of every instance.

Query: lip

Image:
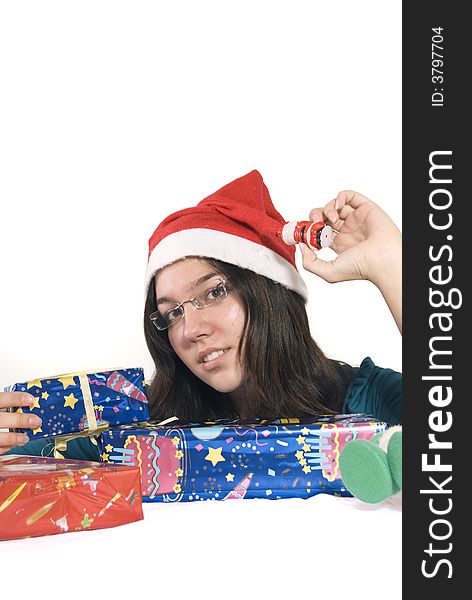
[199,348,229,370]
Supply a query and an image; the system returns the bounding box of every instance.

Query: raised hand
[301,190,402,332]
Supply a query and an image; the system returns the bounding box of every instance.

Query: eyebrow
[156,272,221,305]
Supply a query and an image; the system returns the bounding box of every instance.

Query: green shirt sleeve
[5,435,101,461]
[343,356,402,425]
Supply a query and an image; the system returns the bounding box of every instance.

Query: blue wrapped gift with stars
[7,367,150,441]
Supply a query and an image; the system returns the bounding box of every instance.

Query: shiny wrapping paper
[98,414,387,502]
[0,455,143,541]
[6,367,149,441]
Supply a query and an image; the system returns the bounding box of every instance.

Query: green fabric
[343,356,402,425]
[5,435,100,462]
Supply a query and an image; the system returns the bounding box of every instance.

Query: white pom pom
[281,221,297,245]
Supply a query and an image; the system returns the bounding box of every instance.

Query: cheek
[225,299,246,332]
[167,331,180,355]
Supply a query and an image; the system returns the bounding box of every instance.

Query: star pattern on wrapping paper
[58,376,76,390]
[41,391,49,400]
[29,396,41,409]
[16,408,23,414]
[302,465,311,474]
[100,452,110,461]
[105,444,113,453]
[296,435,306,445]
[63,393,78,410]
[205,446,225,467]
[225,473,234,482]
[302,443,311,452]
[32,426,43,435]
[27,379,42,390]
[295,450,304,460]
[301,427,310,436]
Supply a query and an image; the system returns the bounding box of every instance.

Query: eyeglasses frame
[150,278,230,331]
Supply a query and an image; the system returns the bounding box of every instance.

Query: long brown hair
[143,258,354,421]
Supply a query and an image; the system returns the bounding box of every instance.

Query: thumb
[300,244,339,283]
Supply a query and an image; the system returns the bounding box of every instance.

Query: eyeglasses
[150,278,230,331]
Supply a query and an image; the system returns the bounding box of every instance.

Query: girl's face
[155,258,246,395]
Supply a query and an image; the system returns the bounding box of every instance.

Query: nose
[181,303,213,341]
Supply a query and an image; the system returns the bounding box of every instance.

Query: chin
[198,371,242,394]
[205,379,241,394]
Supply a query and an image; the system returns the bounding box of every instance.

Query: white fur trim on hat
[145,228,308,300]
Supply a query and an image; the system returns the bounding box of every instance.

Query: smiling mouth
[201,349,229,364]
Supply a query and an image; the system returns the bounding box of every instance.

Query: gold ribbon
[50,371,97,458]
[53,426,109,458]
[50,371,103,458]
[78,373,97,434]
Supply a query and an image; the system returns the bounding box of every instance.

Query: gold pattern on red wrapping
[56,475,78,491]
[26,502,56,525]
[0,481,28,513]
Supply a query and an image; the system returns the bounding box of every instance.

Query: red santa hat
[146,170,308,300]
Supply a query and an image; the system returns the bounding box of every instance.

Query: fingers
[0,391,36,452]
[0,393,42,436]
[308,190,374,241]
[0,432,30,454]
[300,244,341,283]
[308,208,324,223]
[338,203,355,221]
[0,411,42,430]
[309,203,339,225]
[309,196,349,229]
[335,190,371,210]
[0,447,15,455]
[309,206,343,240]
[0,392,36,410]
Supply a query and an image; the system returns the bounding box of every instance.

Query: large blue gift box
[6,367,150,441]
[98,414,387,502]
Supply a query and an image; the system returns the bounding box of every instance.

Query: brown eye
[207,285,225,301]
[166,307,183,322]
[205,283,228,304]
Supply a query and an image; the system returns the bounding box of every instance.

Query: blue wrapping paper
[6,368,150,441]
[98,414,387,502]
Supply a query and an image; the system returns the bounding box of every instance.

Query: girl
[0,170,401,459]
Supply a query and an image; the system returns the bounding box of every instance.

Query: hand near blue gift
[0,392,42,454]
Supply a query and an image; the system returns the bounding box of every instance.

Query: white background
[0,2,401,597]
[0,0,401,389]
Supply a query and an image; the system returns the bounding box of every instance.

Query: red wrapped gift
[0,455,143,541]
